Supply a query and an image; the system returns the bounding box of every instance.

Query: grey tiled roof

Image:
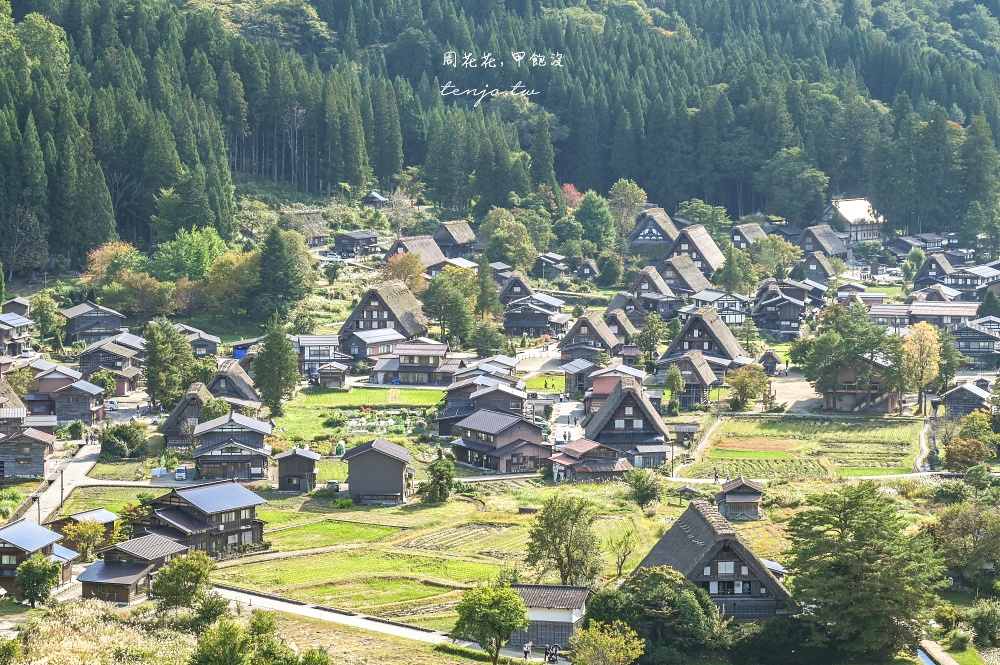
[342,437,411,463]
[172,480,266,515]
[0,519,61,553]
[454,409,523,435]
[512,585,590,609]
[102,533,188,561]
[77,560,154,585]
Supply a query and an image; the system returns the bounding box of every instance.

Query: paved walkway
[214,587,540,660]
[25,441,101,523]
[920,640,959,665]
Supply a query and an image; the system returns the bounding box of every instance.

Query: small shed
[760,350,782,376]
[941,382,992,419]
[80,533,187,604]
[275,447,322,493]
[716,476,764,520]
[509,585,589,648]
[673,424,699,445]
[316,362,349,389]
[576,259,600,282]
[361,190,387,209]
[342,438,414,505]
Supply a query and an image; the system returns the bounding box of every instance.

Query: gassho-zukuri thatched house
[636,500,792,618]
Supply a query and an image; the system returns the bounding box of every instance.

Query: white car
[174,467,187,481]
[19,348,36,358]
[106,400,118,411]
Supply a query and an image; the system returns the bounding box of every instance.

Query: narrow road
[25,441,102,524]
[458,472,540,483]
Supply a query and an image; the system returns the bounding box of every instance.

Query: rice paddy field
[681,417,923,479]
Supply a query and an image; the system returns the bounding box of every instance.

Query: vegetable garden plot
[401,522,514,551]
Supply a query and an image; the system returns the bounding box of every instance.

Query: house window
[287,477,300,486]
[703,566,711,576]
[18,445,30,455]
[741,566,749,576]
[632,419,643,429]
[218,379,226,389]
[241,509,251,520]
[0,556,15,565]
[221,511,236,523]
[615,419,625,429]
[227,534,239,545]
[718,561,734,575]
[624,407,634,416]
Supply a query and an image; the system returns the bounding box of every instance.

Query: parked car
[106,400,118,411]
[174,467,187,481]
[19,348,36,358]
[327,480,340,492]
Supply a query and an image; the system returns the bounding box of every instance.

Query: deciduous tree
[574,191,614,245]
[569,620,645,665]
[902,321,940,414]
[623,469,662,509]
[945,437,993,471]
[61,519,107,562]
[379,252,426,295]
[15,552,60,607]
[453,584,529,665]
[30,295,65,350]
[253,314,300,416]
[526,494,603,586]
[201,398,232,422]
[151,551,215,613]
[424,448,455,504]
[727,364,770,410]
[713,247,757,296]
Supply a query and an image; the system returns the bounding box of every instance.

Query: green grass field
[267,520,399,551]
[682,417,922,479]
[297,388,445,407]
[88,460,148,481]
[59,486,171,516]
[524,375,565,393]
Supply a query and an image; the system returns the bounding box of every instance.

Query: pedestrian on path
[523,641,532,659]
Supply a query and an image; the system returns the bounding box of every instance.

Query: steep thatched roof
[584,376,669,441]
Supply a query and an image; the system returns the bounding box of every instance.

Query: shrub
[332,499,353,509]
[638,645,684,665]
[970,598,1000,646]
[935,604,959,630]
[935,481,970,505]
[948,628,973,651]
[67,421,85,440]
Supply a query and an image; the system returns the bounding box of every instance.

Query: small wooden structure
[361,190,387,209]
[275,447,321,493]
[715,477,764,521]
[316,362,349,389]
[760,350,782,377]
[79,533,187,604]
[342,438,414,505]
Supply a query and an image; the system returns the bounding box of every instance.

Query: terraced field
[682,417,922,479]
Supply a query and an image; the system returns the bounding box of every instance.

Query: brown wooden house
[731,223,767,250]
[275,446,321,493]
[583,377,671,452]
[627,207,679,259]
[657,306,750,379]
[822,355,899,412]
[79,533,188,604]
[53,380,105,424]
[370,340,463,386]
[383,236,447,272]
[160,383,214,448]
[715,477,764,520]
[657,350,717,408]
[432,221,477,258]
[60,301,125,345]
[436,377,527,437]
[604,309,638,345]
[339,281,429,347]
[342,438,414,505]
[47,507,120,551]
[941,382,992,419]
[0,427,55,478]
[577,259,600,282]
[192,412,273,480]
[206,360,261,412]
[130,480,267,554]
[557,312,621,363]
[0,519,78,596]
[637,500,792,617]
[658,255,713,296]
[549,438,633,482]
[452,410,548,473]
[79,340,142,396]
[797,224,847,259]
[664,224,726,278]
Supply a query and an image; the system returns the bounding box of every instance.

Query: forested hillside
[5,0,1000,269]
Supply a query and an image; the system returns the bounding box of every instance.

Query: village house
[78,533,187,604]
[0,378,25,437]
[0,428,54,478]
[942,382,992,418]
[60,301,126,345]
[503,299,571,338]
[315,362,349,389]
[560,358,599,395]
[752,284,807,340]
[630,266,684,319]
[550,438,634,482]
[801,251,835,283]
[868,302,980,331]
[690,289,749,326]
[340,281,428,350]
[79,340,142,396]
[731,222,767,250]
[818,197,884,245]
[296,334,352,376]
[131,480,267,553]
[822,355,899,412]
[341,328,406,362]
[656,350,717,409]
[658,255,713,297]
[952,321,1000,368]
[53,380,105,424]
[360,190,387,209]
[509,586,590,649]
[760,349,783,376]
[907,284,961,303]
[533,252,567,280]
[371,340,463,386]
[0,313,32,357]
[47,508,119,552]
[384,236,447,272]
[342,438,414,505]
[583,377,671,452]
[498,273,535,307]
[31,363,82,397]
[192,412,273,480]
[175,324,220,357]
[797,224,848,259]
[637,500,792,617]
[658,306,751,379]
[628,206,680,259]
[160,383,214,447]
[490,261,514,282]
[333,230,380,257]
[604,309,638,345]
[664,225,726,278]
[0,519,78,596]
[275,446,321,493]
[716,477,764,520]
[577,258,600,282]
[604,293,647,331]
[432,221,477,258]
[282,209,329,247]
[1,298,29,317]
[205,359,261,411]
[557,312,621,364]
[427,257,479,278]
[584,364,650,415]
[914,256,1000,300]
[452,410,548,473]
[437,375,527,437]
